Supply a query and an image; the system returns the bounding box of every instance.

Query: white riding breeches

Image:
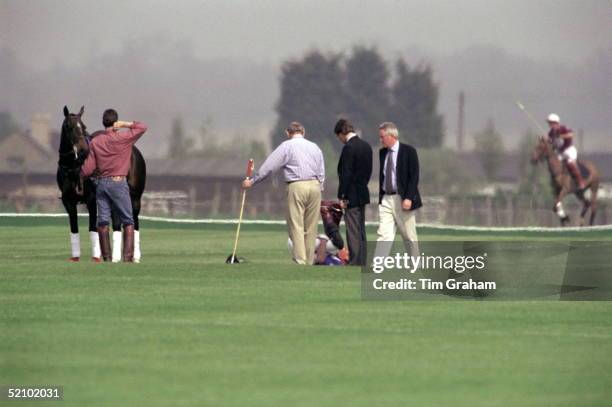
[557,145,578,162]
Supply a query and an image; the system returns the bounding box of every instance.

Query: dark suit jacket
[378,142,422,210]
[337,136,373,208]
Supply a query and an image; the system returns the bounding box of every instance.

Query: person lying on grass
[288,234,349,266]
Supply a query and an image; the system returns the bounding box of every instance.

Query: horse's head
[531,137,551,164]
[61,105,89,164]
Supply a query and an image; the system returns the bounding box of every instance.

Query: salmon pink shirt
[81,122,147,178]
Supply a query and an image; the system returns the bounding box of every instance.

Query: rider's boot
[97,225,112,262]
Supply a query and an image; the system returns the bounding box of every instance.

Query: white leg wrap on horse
[112,231,122,263]
[70,233,80,258]
[89,231,101,259]
[134,230,141,263]
[555,202,566,218]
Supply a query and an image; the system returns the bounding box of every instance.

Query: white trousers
[375,194,419,258]
[557,145,578,162]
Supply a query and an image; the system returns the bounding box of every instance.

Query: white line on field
[1,213,612,232]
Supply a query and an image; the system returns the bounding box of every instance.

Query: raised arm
[114,121,147,144]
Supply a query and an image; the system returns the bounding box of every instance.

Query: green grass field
[1,217,612,406]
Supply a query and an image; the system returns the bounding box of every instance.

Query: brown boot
[97,225,112,262]
[122,224,135,263]
[566,161,586,190]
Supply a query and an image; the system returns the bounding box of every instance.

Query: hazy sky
[2,0,611,68]
[1,0,611,155]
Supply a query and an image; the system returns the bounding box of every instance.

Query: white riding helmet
[547,113,560,123]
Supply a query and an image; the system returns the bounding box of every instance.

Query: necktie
[385,150,395,193]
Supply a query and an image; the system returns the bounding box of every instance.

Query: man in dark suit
[334,119,373,266]
[376,122,422,255]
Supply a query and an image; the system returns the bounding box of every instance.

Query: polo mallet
[515,100,547,135]
[226,158,254,264]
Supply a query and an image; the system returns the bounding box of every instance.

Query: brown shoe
[122,224,135,263]
[97,225,111,262]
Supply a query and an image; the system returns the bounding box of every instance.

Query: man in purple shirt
[81,109,147,262]
[242,122,325,265]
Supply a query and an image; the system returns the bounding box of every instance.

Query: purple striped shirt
[252,135,325,188]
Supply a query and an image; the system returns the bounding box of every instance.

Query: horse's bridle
[533,138,551,161]
[59,115,89,162]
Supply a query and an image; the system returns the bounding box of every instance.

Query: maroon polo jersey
[548,125,573,151]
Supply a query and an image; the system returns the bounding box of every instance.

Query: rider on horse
[546,113,586,190]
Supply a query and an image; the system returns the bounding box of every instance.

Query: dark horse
[531,137,599,226]
[57,106,147,261]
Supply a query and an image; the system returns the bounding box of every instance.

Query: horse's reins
[58,119,90,195]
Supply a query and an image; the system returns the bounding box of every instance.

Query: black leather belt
[384,191,397,195]
[287,179,317,184]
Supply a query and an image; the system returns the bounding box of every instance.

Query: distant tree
[190,121,267,161]
[345,46,390,145]
[198,115,215,151]
[391,59,444,148]
[242,140,268,162]
[517,129,538,180]
[418,148,479,195]
[516,129,551,206]
[271,50,347,150]
[167,116,192,158]
[271,49,446,152]
[234,131,268,161]
[0,111,20,142]
[473,119,505,182]
[317,139,339,182]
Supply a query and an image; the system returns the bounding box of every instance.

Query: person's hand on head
[113,121,133,130]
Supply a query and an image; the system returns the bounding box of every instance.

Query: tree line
[271,46,444,151]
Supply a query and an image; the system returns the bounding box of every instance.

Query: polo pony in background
[531,137,599,226]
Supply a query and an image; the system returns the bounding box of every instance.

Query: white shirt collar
[390,140,399,152]
[346,132,357,142]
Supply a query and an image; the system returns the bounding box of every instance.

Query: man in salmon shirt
[81,109,147,262]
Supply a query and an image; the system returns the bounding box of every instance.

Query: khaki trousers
[375,194,419,258]
[287,180,321,264]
